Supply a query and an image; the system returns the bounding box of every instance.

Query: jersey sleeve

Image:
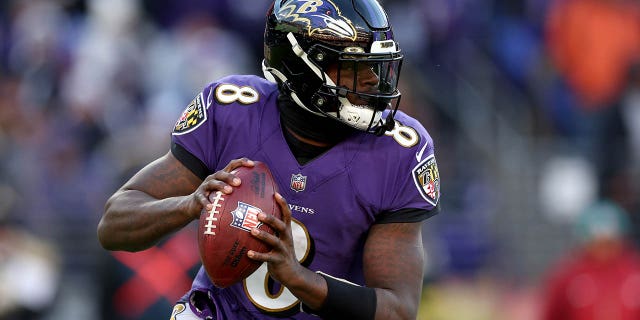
[375,206,440,224]
[374,112,441,223]
[170,83,218,179]
[169,75,279,179]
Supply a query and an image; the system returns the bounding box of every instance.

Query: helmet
[263,0,403,135]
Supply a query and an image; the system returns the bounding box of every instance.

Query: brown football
[197,161,281,288]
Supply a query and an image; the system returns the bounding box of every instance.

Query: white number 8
[385,120,419,148]
[243,219,312,313]
[214,84,260,105]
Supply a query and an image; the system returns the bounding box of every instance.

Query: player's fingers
[207,169,241,187]
[247,250,272,262]
[250,227,283,252]
[257,212,286,235]
[194,191,210,207]
[222,157,255,172]
[275,193,291,226]
[201,177,235,194]
[208,158,254,188]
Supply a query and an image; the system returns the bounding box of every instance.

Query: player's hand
[189,157,255,220]
[247,193,303,284]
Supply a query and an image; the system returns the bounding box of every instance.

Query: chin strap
[374,112,395,136]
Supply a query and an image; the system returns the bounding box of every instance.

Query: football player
[98,0,441,319]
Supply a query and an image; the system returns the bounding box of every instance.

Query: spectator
[540,199,640,320]
[544,0,639,179]
[545,0,640,110]
[0,185,61,319]
[621,63,640,173]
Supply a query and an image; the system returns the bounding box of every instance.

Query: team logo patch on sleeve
[412,154,440,206]
[173,93,206,135]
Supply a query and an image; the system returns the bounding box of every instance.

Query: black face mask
[277,93,357,145]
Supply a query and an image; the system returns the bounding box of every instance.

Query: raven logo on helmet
[277,0,357,40]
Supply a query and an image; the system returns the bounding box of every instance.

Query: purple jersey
[171,75,440,319]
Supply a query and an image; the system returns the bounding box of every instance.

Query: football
[197,161,282,288]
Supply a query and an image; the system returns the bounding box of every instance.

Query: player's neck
[281,125,332,165]
[284,126,329,147]
[276,93,357,145]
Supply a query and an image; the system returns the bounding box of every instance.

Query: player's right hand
[190,158,255,219]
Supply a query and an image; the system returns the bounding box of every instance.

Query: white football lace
[203,191,225,235]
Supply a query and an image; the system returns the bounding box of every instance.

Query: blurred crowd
[0,0,639,319]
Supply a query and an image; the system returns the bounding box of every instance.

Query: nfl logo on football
[230,202,262,232]
[290,173,307,192]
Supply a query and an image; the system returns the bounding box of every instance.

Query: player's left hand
[247,193,303,285]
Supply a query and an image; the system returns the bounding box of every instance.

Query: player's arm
[300,220,426,320]
[97,151,250,252]
[364,221,424,319]
[98,151,202,252]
